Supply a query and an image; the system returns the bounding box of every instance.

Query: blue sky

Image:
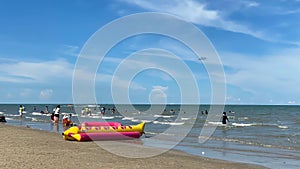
[0,0,300,104]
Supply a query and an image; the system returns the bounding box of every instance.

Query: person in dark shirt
[222,112,229,125]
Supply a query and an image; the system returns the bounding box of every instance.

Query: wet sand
[0,123,267,169]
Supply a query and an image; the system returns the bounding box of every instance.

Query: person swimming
[170,109,175,115]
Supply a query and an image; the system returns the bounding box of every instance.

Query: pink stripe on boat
[77,132,141,141]
[81,122,121,127]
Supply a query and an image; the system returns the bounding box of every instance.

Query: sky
[0,0,300,105]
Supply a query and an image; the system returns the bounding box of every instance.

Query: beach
[0,123,266,169]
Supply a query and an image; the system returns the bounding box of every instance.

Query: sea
[0,104,299,169]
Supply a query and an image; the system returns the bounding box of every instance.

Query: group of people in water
[18,105,233,127]
[18,105,73,127]
[81,106,116,116]
[18,105,117,127]
[199,109,232,125]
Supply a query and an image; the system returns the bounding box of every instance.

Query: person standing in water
[100,106,106,115]
[53,105,60,123]
[85,106,91,116]
[62,114,72,127]
[111,107,116,114]
[40,105,49,114]
[19,105,24,118]
[45,105,49,114]
[222,112,229,125]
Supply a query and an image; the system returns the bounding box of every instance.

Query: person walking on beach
[222,112,229,125]
[19,105,24,118]
[53,105,60,123]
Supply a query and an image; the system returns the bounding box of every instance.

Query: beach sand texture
[0,124,267,169]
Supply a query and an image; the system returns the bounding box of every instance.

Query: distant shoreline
[0,103,299,106]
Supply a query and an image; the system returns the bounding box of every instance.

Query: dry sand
[0,123,267,169]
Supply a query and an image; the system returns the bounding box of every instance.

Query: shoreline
[0,123,267,169]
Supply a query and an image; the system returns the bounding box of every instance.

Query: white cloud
[63,45,80,57]
[226,96,241,103]
[288,101,296,104]
[152,85,168,91]
[124,0,265,40]
[40,89,53,99]
[20,88,32,98]
[121,51,196,79]
[222,47,300,101]
[145,70,174,81]
[108,74,147,91]
[130,82,147,91]
[127,0,218,24]
[0,58,74,84]
[242,1,259,7]
[149,85,168,103]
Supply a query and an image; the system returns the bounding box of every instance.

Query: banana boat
[62,122,145,141]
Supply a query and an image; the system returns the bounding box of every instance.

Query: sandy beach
[0,123,267,169]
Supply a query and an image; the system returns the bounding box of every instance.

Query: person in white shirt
[53,105,60,123]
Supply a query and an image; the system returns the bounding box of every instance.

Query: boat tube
[81,121,121,127]
[63,122,145,141]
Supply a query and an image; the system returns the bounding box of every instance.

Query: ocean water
[1,104,299,168]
